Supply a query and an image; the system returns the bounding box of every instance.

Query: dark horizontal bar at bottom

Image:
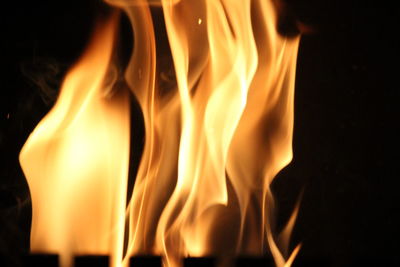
[184,257,216,266]
[130,255,162,267]
[74,255,109,267]
[21,254,59,267]
[292,259,331,267]
[235,256,274,267]
[12,253,399,267]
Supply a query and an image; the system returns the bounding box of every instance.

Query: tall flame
[19,14,130,267]
[20,0,301,267]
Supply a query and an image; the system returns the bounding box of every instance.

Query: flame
[19,14,130,267]
[20,0,301,267]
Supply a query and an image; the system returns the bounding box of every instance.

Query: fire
[19,14,129,267]
[20,0,301,267]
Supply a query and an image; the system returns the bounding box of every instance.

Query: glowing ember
[19,1,301,267]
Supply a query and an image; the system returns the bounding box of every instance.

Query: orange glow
[20,0,301,267]
[19,14,129,267]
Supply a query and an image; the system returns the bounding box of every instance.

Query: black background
[0,0,393,266]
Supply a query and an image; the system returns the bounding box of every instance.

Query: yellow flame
[19,14,130,267]
[20,1,301,267]
[119,0,300,266]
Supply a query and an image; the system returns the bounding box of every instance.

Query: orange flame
[19,14,130,267]
[20,1,301,267]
